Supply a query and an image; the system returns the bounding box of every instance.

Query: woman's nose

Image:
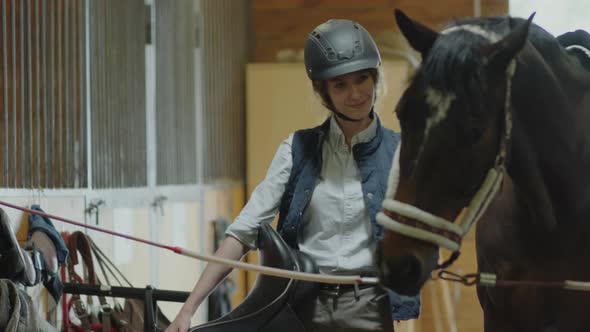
[350,85,362,99]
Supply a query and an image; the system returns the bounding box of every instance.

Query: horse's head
[377,10,533,295]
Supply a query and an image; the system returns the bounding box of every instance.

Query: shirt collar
[328,114,378,150]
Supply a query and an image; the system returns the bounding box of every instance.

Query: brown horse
[376,9,590,331]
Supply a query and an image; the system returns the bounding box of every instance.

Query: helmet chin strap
[332,108,374,122]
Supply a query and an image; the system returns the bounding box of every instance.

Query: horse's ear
[484,13,535,71]
[394,9,439,57]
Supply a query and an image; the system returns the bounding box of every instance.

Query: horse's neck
[509,49,590,227]
[492,174,590,259]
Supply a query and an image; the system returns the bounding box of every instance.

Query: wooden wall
[252,0,509,62]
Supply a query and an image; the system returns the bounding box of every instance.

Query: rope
[7,199,590,291]
[0,200,378,285]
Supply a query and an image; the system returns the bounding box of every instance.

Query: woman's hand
[165,310,192,332]
[165,236,249,332]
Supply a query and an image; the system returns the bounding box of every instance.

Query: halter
[377,25,517,260]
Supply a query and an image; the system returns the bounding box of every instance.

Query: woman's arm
[166,235,249,332]
[167,135,294,332]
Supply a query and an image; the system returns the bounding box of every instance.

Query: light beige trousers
[310,285,394,332]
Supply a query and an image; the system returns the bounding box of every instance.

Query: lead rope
[437,270,590,291]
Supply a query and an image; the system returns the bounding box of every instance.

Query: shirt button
[367,193,374,200]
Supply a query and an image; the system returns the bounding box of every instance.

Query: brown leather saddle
[189,223,318,332]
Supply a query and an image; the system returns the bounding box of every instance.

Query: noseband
[377,25,517,263]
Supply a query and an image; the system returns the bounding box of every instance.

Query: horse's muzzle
[378,253,424,296]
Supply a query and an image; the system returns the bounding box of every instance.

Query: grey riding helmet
[304,19,381,81]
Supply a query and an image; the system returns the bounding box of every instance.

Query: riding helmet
[304,19,381,81]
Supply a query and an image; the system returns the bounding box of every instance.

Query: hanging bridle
[376,25,517,269]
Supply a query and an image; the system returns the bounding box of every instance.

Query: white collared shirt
[226,116,378,274]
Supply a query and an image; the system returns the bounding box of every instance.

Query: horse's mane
[413,16,580,96]
[436,15,590,89]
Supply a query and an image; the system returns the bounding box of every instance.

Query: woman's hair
[311,68,382,111]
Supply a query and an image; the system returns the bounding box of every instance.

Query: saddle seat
[189,223,318,332]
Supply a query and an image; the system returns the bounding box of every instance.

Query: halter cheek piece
[376,25,517,266]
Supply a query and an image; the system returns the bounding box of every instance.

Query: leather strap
[66,232,92,331]
[66,231,121,332]
[101,308,111,332]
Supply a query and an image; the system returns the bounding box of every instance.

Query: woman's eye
[334,82,346,89]
[357,74,369,83]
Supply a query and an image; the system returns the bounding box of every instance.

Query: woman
[167,19,419,332]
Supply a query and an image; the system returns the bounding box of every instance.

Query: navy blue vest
[276,117,399,248]
[275,117,420,320]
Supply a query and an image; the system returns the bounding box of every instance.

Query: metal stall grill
[89,0,147,189]
[0,0,86,188]
[200,0,249,183]
[155,0,197,185]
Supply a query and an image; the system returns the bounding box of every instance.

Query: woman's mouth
[349,99,368,108]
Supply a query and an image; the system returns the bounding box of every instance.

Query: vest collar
[315,113,384,161]
[328,115,377,152]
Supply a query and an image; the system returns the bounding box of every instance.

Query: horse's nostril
[388,255,422,284]
[399,255,421,281]
[378,254,424,296]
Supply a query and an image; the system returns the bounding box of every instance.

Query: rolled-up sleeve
[225,134,293,249]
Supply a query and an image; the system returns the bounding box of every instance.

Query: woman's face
[325,70,375,120]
